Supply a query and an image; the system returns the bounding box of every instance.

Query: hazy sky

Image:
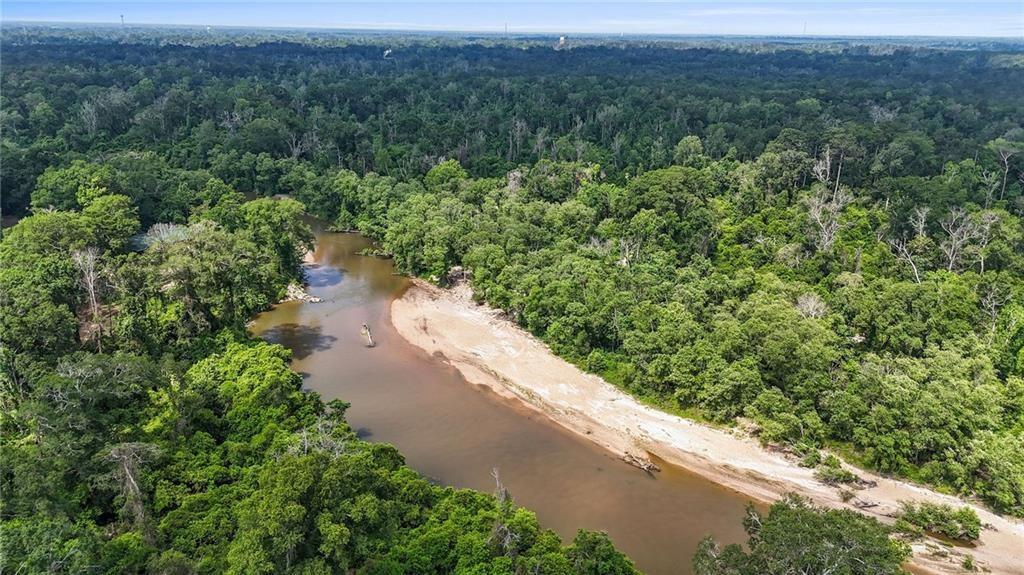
[4,1,1023,38]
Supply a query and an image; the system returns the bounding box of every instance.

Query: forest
[2,26,1022,573]
[0,128,642,572]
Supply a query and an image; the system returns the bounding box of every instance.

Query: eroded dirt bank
[391,279,1024,575]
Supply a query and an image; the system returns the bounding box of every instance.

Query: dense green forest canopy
[0,27,1021,573]
[2,28,1022,218]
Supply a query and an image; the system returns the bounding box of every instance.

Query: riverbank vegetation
[2,27,1021,571]
[694,495,910,575]
[895,502,982,542]
[0,179,640,573]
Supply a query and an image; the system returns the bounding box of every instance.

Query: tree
[939,207,978,272]
[567,530,639,575]
[72,247,104,351]
[105,442,162,536]
[973,210,1001,273]
[987,137,1022,201]
[425,159,468,194]
[239,198,313,283]
[964,431,1024,516]
[0,211,87,354]
[888,237,922,283]
[0,267,78,354]
[674,135,708,168]
[806,187,853,253]
[693,495,909,575]
[81,194,140,252]
[896,501,981,541]
[30,160,115,212]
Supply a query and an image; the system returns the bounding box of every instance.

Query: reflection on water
[257,323,337,360]
[305,264,345,288]
[250,231,754,575]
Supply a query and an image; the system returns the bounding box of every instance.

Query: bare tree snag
[807,187,852,253]
[106,442,161,539]
[72,248,103,352]
[939,207,978,272]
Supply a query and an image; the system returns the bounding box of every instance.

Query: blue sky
[3,1,1022,38]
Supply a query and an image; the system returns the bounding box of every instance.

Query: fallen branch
[622,452,661,473]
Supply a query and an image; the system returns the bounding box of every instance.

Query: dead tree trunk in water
[361,324,375,347]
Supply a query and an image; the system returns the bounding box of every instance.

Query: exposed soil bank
[391,279,1024,575]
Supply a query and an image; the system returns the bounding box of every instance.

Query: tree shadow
[260,323,337,359]
[305,264,344,287]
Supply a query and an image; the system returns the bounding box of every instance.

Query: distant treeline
[2,30,1022,219]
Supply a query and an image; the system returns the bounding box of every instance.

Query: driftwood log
[622,452,661,473]
[852,498,879,509]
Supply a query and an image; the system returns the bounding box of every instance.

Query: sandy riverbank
[391,279,1024,575]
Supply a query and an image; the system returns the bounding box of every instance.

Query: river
[250,230,754,575]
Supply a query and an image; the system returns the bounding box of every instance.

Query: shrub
[895,502,981,541]
[814,454,858,485]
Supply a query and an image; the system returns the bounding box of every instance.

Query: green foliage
[239,197,314,282]
[566,530,639,575]
[693,495,910,575]
[81,193,140,251]
[895,502,982,541]
[356,155,1023,514]
[30,160,115,212]
[961,431,1024,516]
[0,211,87,354]
[814,455,859,486]
[425,159,469,193]
[364,148,1021,512]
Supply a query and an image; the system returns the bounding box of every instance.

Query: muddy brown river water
[250,231,754,575]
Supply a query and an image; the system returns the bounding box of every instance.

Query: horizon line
[4,19,1023,41]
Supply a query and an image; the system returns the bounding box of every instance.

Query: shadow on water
[305,264,345,287]
[260,323,337,359]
